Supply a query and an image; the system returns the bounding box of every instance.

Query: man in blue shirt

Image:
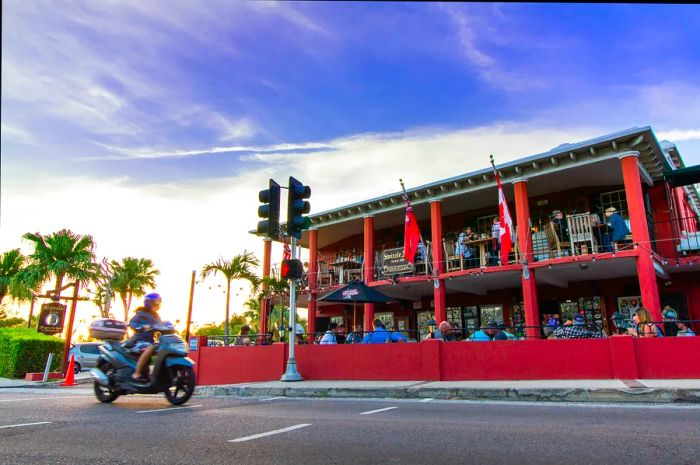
[362,319,391,344]
[603,207,630,251]
[129,293,162,383]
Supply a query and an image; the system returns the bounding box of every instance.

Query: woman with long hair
[628,308,659,338]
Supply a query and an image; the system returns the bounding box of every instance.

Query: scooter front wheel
[94,380,120,403]
[164,366,196,405]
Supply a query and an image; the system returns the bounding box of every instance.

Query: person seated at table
[416,240,427,262]
[440,321,458,341]
[493,323,516,340]
[552,314,601,339]
[469,321,498,341]
[456,226,477,259]
[551,210,570,243]
[335,323,348,344]
[389,324,407,343]
[603,207,630,252]
[362,319,391,344]
[320,322,339,344]
[345,324,364,344]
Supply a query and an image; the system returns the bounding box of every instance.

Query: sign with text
[37,302,67,335]
[381,248,414,276]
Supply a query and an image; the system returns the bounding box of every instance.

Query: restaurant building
[256,126,700,339]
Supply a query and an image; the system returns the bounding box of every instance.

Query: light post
[281,236,302,381]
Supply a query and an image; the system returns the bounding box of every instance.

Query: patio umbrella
[317,280,394,328]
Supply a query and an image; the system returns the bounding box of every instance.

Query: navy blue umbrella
[317,280,394,329]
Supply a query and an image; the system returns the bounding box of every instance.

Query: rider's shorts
[130,341,153,354]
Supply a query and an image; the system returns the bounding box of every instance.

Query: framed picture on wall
[617,296,641,320]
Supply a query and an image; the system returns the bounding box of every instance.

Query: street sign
[37,302,67,335]
[382,248,415,276]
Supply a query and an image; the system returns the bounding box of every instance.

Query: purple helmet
[144,292,162,309]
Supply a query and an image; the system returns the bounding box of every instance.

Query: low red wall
[634,337,700,379]
[193,337,700,385]
[192,343,286,386]
[294,343,424,380]
[441,339,614,380]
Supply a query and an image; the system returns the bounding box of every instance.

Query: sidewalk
[195,379,700,403]
[0,372,92,389]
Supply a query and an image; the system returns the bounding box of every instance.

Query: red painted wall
[194,337,700,385]
[194,343,286,385]
[440,339,614,380]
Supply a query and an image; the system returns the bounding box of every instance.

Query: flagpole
[399,179,437,285]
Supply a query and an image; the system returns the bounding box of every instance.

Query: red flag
[494,170,514,264]
[404,205,421,264]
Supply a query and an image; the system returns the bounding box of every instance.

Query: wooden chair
[413,241,431,276]
[544,221,571,258]
[317,261,333,289]
[567,213,598,255]
[443,239,463,272]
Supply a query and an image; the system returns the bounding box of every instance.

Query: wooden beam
[611,140,618,151]
[468,178,476,185]
[550,157,559,166]
[514,166,523,175]
[482,174,490,182]
[629,134,645,147]
[569,152,577,161]
[532,161,540,170]
[589,147,597,157]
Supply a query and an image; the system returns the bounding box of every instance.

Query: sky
[2,2,700,329]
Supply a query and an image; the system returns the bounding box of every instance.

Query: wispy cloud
[0,124,33,143]
[657,129,700,142]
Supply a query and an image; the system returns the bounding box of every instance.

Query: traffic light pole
[281,236,303,382]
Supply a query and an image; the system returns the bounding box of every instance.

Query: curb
[194,385,700,404]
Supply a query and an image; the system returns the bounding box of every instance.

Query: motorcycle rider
[129,293,162,383]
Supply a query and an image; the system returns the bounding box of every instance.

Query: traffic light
[257,179,281,240]
[281,259,304,280]
[286,176,311,240]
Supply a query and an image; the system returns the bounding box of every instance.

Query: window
[375,312,394,329]
[80,344,100,354]
[476,215,498,236]
[599,189,628,219]
[479,305,504,325]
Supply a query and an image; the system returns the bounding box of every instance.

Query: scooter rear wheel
[164,366,196,405]
[94,380,120,403]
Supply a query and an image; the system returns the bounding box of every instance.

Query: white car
[68,343,102,374]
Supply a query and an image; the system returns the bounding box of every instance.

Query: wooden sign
[37,302,67,335]
[381,247,414,276]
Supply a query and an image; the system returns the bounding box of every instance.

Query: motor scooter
[90,322,196,405]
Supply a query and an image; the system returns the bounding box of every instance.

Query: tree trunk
[0,290,6,306]
[122,294,129,322]
[225,279,231,345]
[127,291,133,314]
[54,274,65,298]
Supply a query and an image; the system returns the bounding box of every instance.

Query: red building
[258,126,700,340]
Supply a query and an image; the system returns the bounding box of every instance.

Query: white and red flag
[403,204,421,264]
[494,167,514,264]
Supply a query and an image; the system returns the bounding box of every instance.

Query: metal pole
[281,236,302,381]
[61,282,80,375]
[185,270,196,342]
[42,353,53,383]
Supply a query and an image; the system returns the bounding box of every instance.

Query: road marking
[136,404,203,414]
[229,424,311,443]
[258,397,286,402]
[0,396,84,403]
[360,406,398,415]
[0,422,52,429]
[419,398,434,403]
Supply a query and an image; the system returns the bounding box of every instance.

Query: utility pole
[185,270,196,342]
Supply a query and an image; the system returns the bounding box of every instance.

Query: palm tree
[111,257,160,321]
[200,251,260,342]
[22,229,97,298]
[0,249,39,305]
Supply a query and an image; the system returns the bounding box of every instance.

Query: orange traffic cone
[60,354,77,387]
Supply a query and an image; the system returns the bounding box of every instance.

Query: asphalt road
[0,386,699,465]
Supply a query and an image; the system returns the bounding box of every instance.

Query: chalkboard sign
[382,247,414,276]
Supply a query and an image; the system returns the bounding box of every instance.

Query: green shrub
[0,328,64,378]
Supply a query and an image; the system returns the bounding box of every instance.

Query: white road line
[360,406,399,415]
[0,396,84,403]
[258,397,286,402]
[0,422,52,429]
[229,424,311,443]
[419,398,434,403]
[136,404,203,414]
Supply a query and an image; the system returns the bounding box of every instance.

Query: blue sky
[2,2,700,324]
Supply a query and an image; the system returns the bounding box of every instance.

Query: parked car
[69,343,102,374]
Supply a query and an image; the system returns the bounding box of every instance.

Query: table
[461,237,491,267]
[329,259,362,284]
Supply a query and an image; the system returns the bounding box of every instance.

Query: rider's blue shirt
[128,308,161,344]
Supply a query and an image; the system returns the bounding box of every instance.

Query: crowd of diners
[212,305,695,347]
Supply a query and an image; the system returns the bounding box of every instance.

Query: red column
[513,179,540,338]
[307,229,318,341]
[260,239,272,335]
[674,187,690,233]
[620,152,662,321]
[430,200,447,324]
[363,216,375,331]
